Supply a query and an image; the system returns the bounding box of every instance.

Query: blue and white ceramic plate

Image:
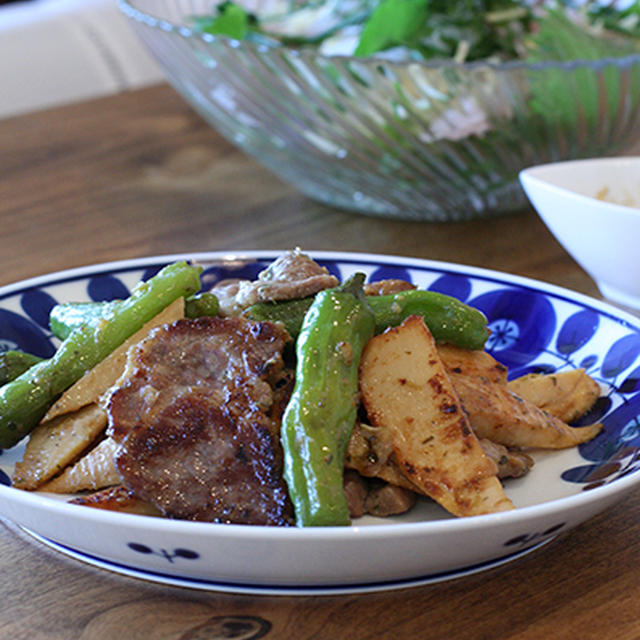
[1,251,639,596]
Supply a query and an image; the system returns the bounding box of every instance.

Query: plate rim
[4,248,640,327]
[23,526,555,596]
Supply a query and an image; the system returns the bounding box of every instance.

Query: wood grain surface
[0,83,638,640]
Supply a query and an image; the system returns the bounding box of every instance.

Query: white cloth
[0,0,164,118]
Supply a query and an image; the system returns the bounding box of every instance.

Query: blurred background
[0,0,163,118]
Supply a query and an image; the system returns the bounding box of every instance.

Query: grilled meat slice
[346,422,412,490]
[70,485,162,516]
[363,481,417,518]
[363,279,416,296]
[343,469,369,519]
[343,470,416,519]
[212,249,339,316]
[256,248,338,296]
[478,439,534,479]
[107,316,294,526]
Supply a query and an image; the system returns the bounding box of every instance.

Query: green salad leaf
[525,8,640,130]
[354,0,430,57]
[353,0,532,61]
[587,1,640,40]
[190,1,640,148]
[195,2,252,40]
[193,1,640,65]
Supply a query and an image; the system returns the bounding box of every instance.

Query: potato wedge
[40,436,120,493]
[359,315,514,517]
[12,403,107,490]
[347,423,534,482]
[43,297,184,422]
[507,369,600,423]
[450,372,602,449]
[437,343,508,385]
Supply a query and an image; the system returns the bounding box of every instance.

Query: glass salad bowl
[118,0,640,221]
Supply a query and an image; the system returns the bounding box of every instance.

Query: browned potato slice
[43,297,184,422]
[12,404,107,490]
[347,423,534,481]
[507,369,600,423]
[437,343,508,385]
[40,437,120,494]
[450,373,602,449]
[69,485,162,516]
[359,315,514,517]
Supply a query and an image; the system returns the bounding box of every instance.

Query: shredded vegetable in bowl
[192,0,640,64]
[117,0,640,219]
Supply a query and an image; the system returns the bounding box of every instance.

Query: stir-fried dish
[1,251,602,526]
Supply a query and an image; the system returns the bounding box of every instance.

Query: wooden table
[1,84,639,640]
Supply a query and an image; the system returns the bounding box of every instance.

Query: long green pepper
[281,273,375,527]
[49,292,219,340]
[0,351,43,386]
[0,261,203,449]
[246,288,489,349]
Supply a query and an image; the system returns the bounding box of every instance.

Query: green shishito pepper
[183,292,220,319]
[368,289,488,347]
[49,300,120,340]
[246,288,489,350]
[0,260,203,449]
[281,273,375,527]
[0,351,43,386]
[49,292,219,340]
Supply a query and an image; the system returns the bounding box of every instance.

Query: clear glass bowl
[118,0,640,221]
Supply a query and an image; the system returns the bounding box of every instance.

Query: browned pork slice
[70,485,162,516]
[346,422,403,487]
[107,316,294,526]
[363,279,417,296]
[256,248,338,296]
[211,249,338,316]
[343,470,416,519]
[212,249,339,315]
[478,439,534,479]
